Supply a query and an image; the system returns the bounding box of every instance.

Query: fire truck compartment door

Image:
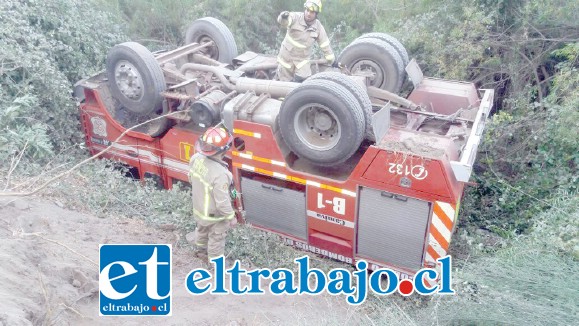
[357,187,431,270]
[241,177,307,240]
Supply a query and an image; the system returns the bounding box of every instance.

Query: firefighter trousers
[276,63,312,82]
[193,218,231,262]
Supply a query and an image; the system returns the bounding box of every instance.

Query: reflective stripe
[340,189,357,197]
[273,172,287,179]
[319,40,330,48]
[271,160,285,167]
[232,162,357,198]
[190,170,212,217]
[190,163,235,222]
[238,152,252,160]
[290,176,306,184]
[232,151,286,167]
[306,180,321,187]
[322,184,343,193]
[286,35,307,49]
[241,164,255,171]
[193,208,234,222]
[195,242,207,247]
[325,53,335,62]
[233,128,262,139]
[277,56,292,69]
[424,202,456,265]
[296,59,309,69]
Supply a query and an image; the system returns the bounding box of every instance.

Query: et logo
[99,244,172,316]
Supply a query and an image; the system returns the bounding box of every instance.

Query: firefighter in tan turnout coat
[188,126,236,264]
[277,0,336,82]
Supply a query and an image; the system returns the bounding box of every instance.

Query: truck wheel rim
[294,104,341,151]
[114,60,144,101]
[352,59,384,87]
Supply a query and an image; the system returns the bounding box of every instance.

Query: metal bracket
[246,93,270,119]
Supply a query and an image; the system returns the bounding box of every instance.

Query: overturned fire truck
[77,17,493,281]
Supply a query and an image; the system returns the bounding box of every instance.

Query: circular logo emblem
[411,165,428,180]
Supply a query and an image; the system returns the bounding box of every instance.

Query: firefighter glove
[281,11,290,19]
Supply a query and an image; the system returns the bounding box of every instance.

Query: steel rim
[114,60,144,101]
[352,59,384,88]
[294,104,341,151]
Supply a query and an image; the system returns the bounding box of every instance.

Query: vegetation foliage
[0,0,126,164]
[1,0,578,324]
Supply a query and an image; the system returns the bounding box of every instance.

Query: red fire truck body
[79,72,494,281]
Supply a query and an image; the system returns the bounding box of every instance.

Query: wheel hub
[313,111,333,131]
[295,105,341,151]
[352,60,383,87]
[199,35,219,60]
[115,60,144,101]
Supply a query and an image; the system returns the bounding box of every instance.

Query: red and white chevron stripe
[423,201,457,287]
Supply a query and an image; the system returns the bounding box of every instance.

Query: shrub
[0,0,126,169]
[463,43,578,234]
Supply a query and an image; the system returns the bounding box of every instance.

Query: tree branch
[0,110,185,197]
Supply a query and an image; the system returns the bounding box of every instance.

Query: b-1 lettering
[317,192,346,215]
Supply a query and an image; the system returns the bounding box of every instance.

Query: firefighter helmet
[195,126,233,156]
[304,0,322,13]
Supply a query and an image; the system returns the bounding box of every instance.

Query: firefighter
[276,0,337,82]
[187,126,236,265]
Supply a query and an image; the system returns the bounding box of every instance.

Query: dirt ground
[0,196,359,326]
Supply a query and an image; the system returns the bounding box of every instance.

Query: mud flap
[371,103,391,143]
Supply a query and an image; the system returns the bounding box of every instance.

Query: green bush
[0,0,126,168]
[395,1,496,80]
[0,95,53,163]
[463,43,578,234]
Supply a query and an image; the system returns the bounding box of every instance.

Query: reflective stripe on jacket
[188,154,235,222]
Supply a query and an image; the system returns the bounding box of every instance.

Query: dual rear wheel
[280,78,366,165]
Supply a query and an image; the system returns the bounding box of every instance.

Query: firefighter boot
[191,244,208,262]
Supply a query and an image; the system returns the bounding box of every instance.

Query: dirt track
[0,196,357,326]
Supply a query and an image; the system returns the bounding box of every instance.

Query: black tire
[185,17,238,64]
[145,102,171,137]
[308,72,375,141]
[280,79,365,165]
[338,38,404,93]
[357,32,409,68]
[106,42,166,115]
